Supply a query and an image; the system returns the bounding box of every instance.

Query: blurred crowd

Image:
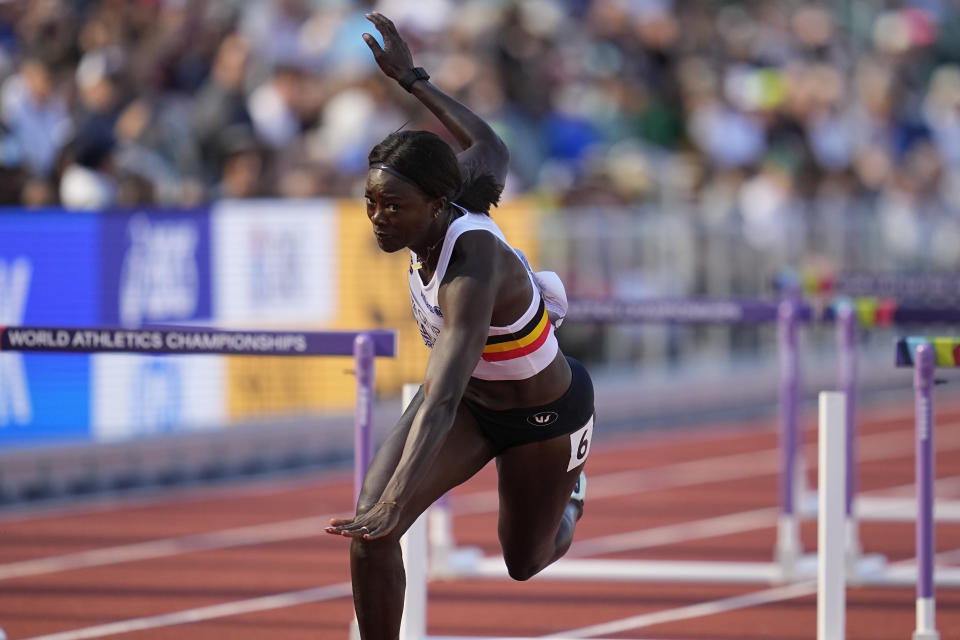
[1,0,960,263]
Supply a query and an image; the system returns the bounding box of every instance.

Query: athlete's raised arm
[362,12,509,188]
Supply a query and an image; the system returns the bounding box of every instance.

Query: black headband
[369,163,425,193]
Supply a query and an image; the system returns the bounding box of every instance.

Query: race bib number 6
[567,416,594,471]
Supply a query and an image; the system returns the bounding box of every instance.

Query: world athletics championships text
[3,328,309,354]
[567,299,749,323]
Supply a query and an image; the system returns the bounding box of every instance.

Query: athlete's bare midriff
[463,350,572,411]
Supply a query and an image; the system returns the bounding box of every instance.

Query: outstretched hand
[362,12,416,81]
[325,501,401,540]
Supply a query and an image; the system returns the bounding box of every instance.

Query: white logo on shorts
[527,411,558,426]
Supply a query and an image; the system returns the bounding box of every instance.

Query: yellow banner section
[227,355,337,417]
[226,198,538,417]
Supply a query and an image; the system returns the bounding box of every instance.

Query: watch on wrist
[398,67,429,92]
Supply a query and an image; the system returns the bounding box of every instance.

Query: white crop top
[407,206,568,381]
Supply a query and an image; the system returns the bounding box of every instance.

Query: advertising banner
[100,208,213,326]
[91,354,225,442]
[211,199,337,325]
[0,212,99,447]
[212,200,342,418]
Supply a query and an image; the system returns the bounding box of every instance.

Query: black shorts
[462,356,595,453]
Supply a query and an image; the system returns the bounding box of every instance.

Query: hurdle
[569,294,815,578]
[816,336,960,640]
[820,336,960,639]
[895,336,960,639]
[394,297,960,593]
[826,301,960,578]
[394,367,957,639]
[0,324,397,497]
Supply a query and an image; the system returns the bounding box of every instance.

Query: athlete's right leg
[350,392,496,640]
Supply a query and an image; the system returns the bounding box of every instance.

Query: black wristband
[398,67,429,92]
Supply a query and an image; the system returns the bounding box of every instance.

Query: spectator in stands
[191,33,253,187]
[0,56,71,177]
[0,0,955,277]
[59,130,116,210]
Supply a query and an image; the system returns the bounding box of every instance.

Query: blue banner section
[100,208,212,326]
[0,211,100,446]
[0,211,100,325]
[0,353,91,447]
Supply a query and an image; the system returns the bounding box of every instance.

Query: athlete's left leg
[494,417,593,581]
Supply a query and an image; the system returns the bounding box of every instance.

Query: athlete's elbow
[419,393,460,426]
[492,136,509,164]
[487,138,510,177]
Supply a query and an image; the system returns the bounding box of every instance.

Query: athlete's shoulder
[448,227,502,265]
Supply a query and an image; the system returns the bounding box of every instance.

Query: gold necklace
[411,210,451,272]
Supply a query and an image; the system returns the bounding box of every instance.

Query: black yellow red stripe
[481,299,551,362]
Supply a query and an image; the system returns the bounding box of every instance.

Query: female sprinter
[325,13,595,639]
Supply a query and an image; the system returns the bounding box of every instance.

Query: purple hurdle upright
[836,304,861,568]
[776,295,804,575]
[353,333,376,508]
[913,343,939,640]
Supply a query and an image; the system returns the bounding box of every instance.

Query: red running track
[1,390,960,639]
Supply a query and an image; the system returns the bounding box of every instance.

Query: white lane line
[543,582,818,638]
[3,421,960,583]
[568,473,960,558]
[548,547,960,638]
[6,414,959,638]
[0,515,335,580]
[25,544,960,640]
[20,582,353,640]
[568,509,776,558]
[452,422,960,515]
[0,471,349,524]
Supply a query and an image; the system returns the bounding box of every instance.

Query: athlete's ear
[432,196,448,218]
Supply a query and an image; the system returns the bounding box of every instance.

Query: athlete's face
[364,169,437,253]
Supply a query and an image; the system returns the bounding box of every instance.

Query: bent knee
[349,533,402,563]
[503,554,544,582]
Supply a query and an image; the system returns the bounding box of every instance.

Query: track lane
[0,397,958,639]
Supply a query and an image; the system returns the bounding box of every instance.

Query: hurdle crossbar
[799,271,960,301]
[0,325,398,357]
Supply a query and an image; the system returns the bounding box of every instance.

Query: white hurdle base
[865,566,960,588]
[426,543,960,588]
[913,597,940,640]
[795,493,960,523]
[858,497,960,523]
[460,555,821,584]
